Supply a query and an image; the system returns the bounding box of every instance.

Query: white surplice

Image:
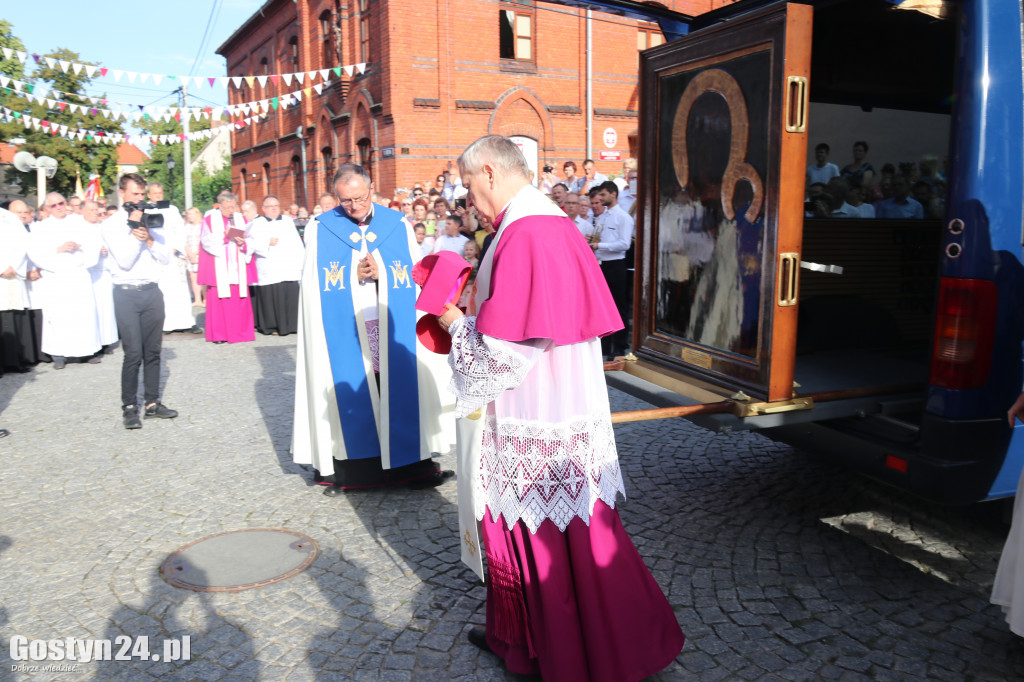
[27,215,102,357]
[249,215,305,285]
[153,206,196,331]
[0,209,30,312]
[85,222,118,345]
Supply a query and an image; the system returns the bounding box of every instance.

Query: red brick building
[217,0,724,207]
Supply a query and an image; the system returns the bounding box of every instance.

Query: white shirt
[618,186,636,214]
[807,163,840,186]
[432,233,470,256]
[101,210,172,284]
[572,215,592,237]
[593,204,634,262]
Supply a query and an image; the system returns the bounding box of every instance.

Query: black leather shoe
[87,355,102,364]
[187,326,203,334]
[53,356,66,370]
[408,469,455,489]
[467,628,491,653]
[123,406,142,430]
[144,402,178,419]
[322,485,345,497]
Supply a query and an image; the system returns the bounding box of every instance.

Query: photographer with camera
[101,173,179,429]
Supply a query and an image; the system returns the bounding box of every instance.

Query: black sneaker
[144,402,178,419]
[123,405,142,430]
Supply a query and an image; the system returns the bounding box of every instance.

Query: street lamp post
[166,157,176,203]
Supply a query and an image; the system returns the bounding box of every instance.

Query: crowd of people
[805,141,947,220]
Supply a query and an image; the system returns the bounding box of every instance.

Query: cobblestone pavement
[2,325,1024,681]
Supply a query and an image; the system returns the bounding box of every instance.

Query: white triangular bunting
[139,73,149,84]
[231,76,242,88]
[58,60,70,72]
[344,65,354,77]
[126,71,137,83]
[220,76,230,88]
[15,51,27,64]
[1,48,11,60]
[72,62,83,75]
[313,83,323,95]
[44,57,56,69]
[356,63,366,74]
[256,75,268,88]
[112,69,123,82]
[84,64,96,78]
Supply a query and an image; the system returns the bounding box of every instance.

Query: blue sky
[4,0,266,148]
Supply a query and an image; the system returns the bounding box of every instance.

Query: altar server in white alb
[82,199,119,354]
[148,183,198,334]
[0,207,41,372]
[438,136,684,681]
[292,163,455,492]
[249,194,304,336]
[27,193,102,369]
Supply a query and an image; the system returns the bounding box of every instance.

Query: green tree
[0,20,27,104]
[191,160,232,212]
[2,43,124,199]
[136,102,231,210]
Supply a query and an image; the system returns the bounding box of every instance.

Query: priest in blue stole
[293,163,456,493]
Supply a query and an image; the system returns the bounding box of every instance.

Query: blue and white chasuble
[292,205,455,475]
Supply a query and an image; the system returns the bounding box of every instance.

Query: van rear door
[635,2,811,402]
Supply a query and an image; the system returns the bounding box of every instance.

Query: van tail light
[929,277,998,389]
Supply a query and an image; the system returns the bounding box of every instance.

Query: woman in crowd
[840,140,875,190]
[412,197,429,222]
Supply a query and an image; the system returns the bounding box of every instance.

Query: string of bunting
[1,81,327,146]
[1,75,340,123]
[0,46,366,90]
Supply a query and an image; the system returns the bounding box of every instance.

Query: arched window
[292,155,304,208]
[357,138,372,181]
[322,147,334,193]
[359,0,371,63]
[239,167,248,202]
[320,11,335,70]
[262,162,271,197]
[288,36,300,71]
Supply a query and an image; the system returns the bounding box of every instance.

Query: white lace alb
[476,412,625,533]
[447,316,532,418]
[366,318,380,374]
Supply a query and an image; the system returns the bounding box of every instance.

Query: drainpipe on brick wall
[585,9,592,160]
[296,125,309,210]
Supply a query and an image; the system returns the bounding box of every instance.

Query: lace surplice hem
[475,412,626,534]
[447,315,537,418]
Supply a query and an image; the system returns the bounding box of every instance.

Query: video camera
[123,200,170,230]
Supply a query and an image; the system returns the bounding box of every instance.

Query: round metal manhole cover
[160,528,319,592]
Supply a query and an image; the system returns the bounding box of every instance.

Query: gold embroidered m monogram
[323,261,346,291]
[389,260,412,289]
